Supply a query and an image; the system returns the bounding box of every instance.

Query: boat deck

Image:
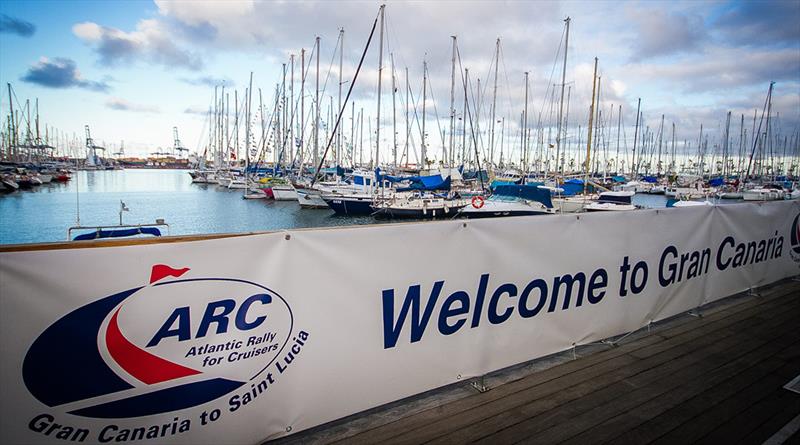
[271,280,800,444]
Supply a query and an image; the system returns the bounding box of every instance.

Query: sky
[0,0,798,165]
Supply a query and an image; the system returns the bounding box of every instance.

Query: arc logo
[791,213,800,263]
[22,265,293,419]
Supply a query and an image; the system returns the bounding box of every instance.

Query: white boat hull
[552,196,590,213]
[743,189,783,201]
[297,189,329,208]
[272,185,297,201]
[460,199,554,218]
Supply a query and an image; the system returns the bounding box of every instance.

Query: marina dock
[274,279,800,444]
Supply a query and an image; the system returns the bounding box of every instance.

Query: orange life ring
[472,195,485,209]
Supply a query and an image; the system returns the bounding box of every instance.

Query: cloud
[105,97,160,113]
[715,0,800,47]
[625,47,800,93]
[627,9,708,61]
[180,75,234,87]
[184,106,208,115]
[73,19,203,70]
[20,57,109,91]
[0,14,35,37]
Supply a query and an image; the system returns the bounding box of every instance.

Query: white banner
[1,201,798,444]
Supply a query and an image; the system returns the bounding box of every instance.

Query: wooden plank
[466,312,799,445]
[565,331,800,444]
[647,347,800,444]
[700,365,800,444]
[441,310,798,445]
[469,306,800,445]
[335,286,798,445]
[563,343,798,445]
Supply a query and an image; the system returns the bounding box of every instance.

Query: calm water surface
[0,169,382,245]
[0,169,673,245]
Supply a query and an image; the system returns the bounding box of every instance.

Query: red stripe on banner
[149,264,190,284]
[105,308,200,384]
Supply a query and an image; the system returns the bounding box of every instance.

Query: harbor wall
[1,200,798,444]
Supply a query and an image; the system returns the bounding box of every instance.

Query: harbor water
[0,169,673,245]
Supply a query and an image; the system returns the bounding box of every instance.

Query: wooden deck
[273,280,800,445]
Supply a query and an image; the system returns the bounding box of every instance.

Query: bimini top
[493,184,553,208]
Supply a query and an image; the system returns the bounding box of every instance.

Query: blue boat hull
[323,196,375,215]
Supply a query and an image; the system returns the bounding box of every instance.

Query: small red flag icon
[149,264,190,284]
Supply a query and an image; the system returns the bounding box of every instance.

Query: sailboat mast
[555,17,570,178]
[6,84,15,158]
[616,104,622,173]
[462,68,468,165]
[351,102,355,168]
[489,37,500,170]
[391,52,397,166]
[405,66,410,167]
[422,59,427,169]
[300,48,305,170]
[499,117,505,167]
[449,36,457,167]
[338,28,343,168]
[584,57,598,194]
[658,114,664,175]
[281,63,287,164]
[360,107,364,166]
[315,36,320,171]
[671,121,676,174]
[290,54,295,167]
[375,4,385,168]
[523,71,529,173]
[245,72,253,190]
[723,111,731,179]
[632,97,641,176]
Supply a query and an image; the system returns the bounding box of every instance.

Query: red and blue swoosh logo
[22,265,292,419]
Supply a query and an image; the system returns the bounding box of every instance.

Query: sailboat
[459,184,556,218]
[321,169,379,215]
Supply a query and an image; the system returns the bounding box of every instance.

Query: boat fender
[472,195,485,209]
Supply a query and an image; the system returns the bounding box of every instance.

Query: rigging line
[455,44,486,190]
[497,43,521,164]
[536,22,566,134]
[311,6,381,186]
[319,30,343,111]
[425,61,448,162]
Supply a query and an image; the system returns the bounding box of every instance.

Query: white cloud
[105,97,160,113]
[73,19,202,70]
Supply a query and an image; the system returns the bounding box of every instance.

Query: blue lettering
[488,283,517,324]
[716,236,734,271]
[147,307,190,347]
[587,269,607,304]
[382,282,443,348]
[235,294,272,330]
[438,291,470,335]
[659,245,678,287]
[470,274,490,328]
[197,299,236,338]
[518,279,548,317]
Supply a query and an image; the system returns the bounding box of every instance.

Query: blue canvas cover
[493,184,553,208]
[396,175,452,191]
[73,227,162,241]
[708,177,724,187]
[643,176,658,183]
[561,179,585,196]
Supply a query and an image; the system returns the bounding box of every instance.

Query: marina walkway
[273,280,800,444]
